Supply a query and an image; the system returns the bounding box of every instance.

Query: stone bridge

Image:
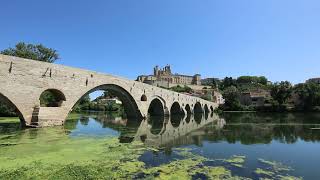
[0,55,219,127]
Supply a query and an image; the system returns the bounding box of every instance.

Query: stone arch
[194,112,203,124]
[210,106,214,112]
[204,104,210,114]
[194,102,203,113]
[141,94,147,101]
[170,114,183,128]
[71,84,142,119]
[148,98,164,116]
[185,104,191,115]
[0,92,26,126]
[148,116,166,135]
[39,89,66,107]
[170,102,185,116]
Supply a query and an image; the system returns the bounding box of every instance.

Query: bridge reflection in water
[64,112,226,149]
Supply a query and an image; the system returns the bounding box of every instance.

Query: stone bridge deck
[0,55,218,127]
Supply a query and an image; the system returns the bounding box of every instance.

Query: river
[0,112,320,179]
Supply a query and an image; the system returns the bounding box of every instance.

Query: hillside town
[136,65,320,112]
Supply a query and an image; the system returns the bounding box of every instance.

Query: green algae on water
[258,158,293,172]
[255,168,275,177]
[223,155,246,168]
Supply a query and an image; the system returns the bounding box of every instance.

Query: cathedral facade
[137,65,201,87]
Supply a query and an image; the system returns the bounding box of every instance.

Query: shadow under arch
[194,102,203,113]
[185,104,191,115]
[204,104,210,114]
[71,84,142,119]
[148,98,164,116]
[39,89,66,107]
[148,116,166,135]
[0,92,26,126]
[210,106,214,112]
[194,112,203,124]
[170,102,185,116]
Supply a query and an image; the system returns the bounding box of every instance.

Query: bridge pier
[29,107,69,127]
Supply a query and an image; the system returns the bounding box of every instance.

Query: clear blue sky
[1,0,320,84]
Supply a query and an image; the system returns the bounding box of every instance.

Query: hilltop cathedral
[137,65,201,88]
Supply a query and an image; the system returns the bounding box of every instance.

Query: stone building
[137,65,201,88]
[239,90,271,107]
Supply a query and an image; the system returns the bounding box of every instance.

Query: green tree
[294,82,320,110]
[221,77,236,90]
[271,81,292,105]
[1,42,59,63]
[222,86,242,110]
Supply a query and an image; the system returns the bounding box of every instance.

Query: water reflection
[133,113,225,149]
[1,113,320,179]
[2,112,320,146]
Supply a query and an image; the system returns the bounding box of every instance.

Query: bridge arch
[148,98,164,116]
[0,92,26,126]
[148,116,166,135]
[185,104,191,115]
[194,102,203,113]
[39,89,66,107]
[170,102,185,116]
[70,84,142,119]
[204,104,210,114]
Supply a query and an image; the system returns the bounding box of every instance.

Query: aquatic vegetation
[254,159,302,180]
[258,158,293,172]
[255,168,275,177]
[277,175,303,180]
[0,114,310,179]
[208,166,232,179]
[223,155,246,168]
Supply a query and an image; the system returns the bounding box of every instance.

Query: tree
[271,81,292,105]
[294,82,320,110]
[1,42,59,63]
[236,76,268,85]
[221,77,236,90]
[222,86,242,110]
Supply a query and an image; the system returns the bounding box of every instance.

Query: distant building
[306,78,320,84]
[240,90,271,107]
[137,65,201,88]
[213,91,225,105]
[94,97,122,105]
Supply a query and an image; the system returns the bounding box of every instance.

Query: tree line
[218,76,320,112]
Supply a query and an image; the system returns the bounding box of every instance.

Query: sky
[1,0,320,85]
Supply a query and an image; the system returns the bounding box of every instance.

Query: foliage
[73,94,124,113]
[0,104,17,117]
[1,42,59,63]
[220,77,237,90]
[39,91,61,107]
[170,85,192,93]
[271,81,292,105]
[237,76,268,85]
[221,86,242,110]
[294,82,320,111]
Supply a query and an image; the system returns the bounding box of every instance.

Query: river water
[0,112,320,179]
